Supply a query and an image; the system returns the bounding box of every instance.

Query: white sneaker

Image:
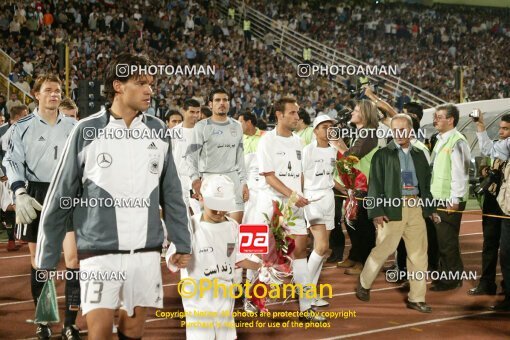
[311,298,329,307]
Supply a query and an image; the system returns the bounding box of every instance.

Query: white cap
[313,114,336,129]
[201,175,236,212]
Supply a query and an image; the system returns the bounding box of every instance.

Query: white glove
[15,189,43,224]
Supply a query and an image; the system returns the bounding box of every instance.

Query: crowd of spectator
[0,0,508,123]
[251,0,510,103]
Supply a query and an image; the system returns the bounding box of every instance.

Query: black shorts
[1,210,15,226]
[19,182,75,242]
[19,182,50,242]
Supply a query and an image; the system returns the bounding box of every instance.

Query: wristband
[15,188,27,196]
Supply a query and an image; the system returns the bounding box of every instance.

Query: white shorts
[242,188,260,224]
[80,252,163,316]
[304,190,335,230]
[182,281,236,340]
[256,191,307,235]
[203,172,244,212]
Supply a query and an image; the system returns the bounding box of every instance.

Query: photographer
[332,100,379,275]
[469,110,510,311]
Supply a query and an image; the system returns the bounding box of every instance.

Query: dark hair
[501,113,510,124]
[104,53,152,102]
[183,99,201,111]
[274,96,297,115]
[165,110,183,122]
[201,106,212,118]
[239,112,257,126]
[436,104,459,127]
[403,102,424,121]
[208,87,229,103]
[298,108,311,125]
[257,119,267,131]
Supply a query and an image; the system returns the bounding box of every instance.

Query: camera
[475,166,501,195]
[469,109,480,122]
[336,108,353,128]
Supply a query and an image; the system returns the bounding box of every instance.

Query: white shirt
[302,142,337,191]
[0,181,13,212]
[166,214,239,283]
[476,130,510,161]
[431,128,471,204]
[1,125,13,152]
[245,152,262,190]
[257,129,303,197]
[171,123,194,191]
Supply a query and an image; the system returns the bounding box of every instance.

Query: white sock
[293,258,312,311]
[308,250,324,287]
[246,269,256,283]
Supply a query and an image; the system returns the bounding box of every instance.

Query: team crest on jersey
[149,158,159,174]
[296,150,302,160]
[227,243,235,257]
[331,158,336,167]
[230,126,237,137]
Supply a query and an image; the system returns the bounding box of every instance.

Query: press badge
[402,171,414,189]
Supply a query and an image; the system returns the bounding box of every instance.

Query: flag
[35,279,60,324]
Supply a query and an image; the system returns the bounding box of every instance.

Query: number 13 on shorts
[83,281,104,304]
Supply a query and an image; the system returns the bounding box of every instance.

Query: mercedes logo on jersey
[97,153,113,168]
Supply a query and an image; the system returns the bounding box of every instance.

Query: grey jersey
[0,122,10,175]
[3,109,76,192]
[185,117,246,184]
[35,109,192,269]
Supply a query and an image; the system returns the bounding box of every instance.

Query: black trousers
[435,201,467,284]
[500,218,510,300]
[346,204,375,264]
[329,192,345,259]
[479,193,503,290]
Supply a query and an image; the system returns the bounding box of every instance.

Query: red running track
[0,212,508,339]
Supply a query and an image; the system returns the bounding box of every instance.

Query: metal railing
[0,73,34,106]
[0,48,34,103]
[219,0,446,109]
[0,49,15,78]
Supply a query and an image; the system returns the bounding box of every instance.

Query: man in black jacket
[355,114,440,313]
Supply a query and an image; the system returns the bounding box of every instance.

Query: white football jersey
[257,129,303,197]
[303,142,337,191]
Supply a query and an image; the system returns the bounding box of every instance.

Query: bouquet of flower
[248,195,297,312]
[336,153,368,227]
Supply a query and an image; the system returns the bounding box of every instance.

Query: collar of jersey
[108,109,144,128]
[33,108,64,125]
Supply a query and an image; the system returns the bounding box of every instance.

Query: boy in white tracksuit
[166,175,261,340]
[303,115,345,306]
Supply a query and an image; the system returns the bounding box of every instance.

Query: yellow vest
[243,20,251,31]
[354,146,378,182]
[431,130,469,200]
[243,128,264,155]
